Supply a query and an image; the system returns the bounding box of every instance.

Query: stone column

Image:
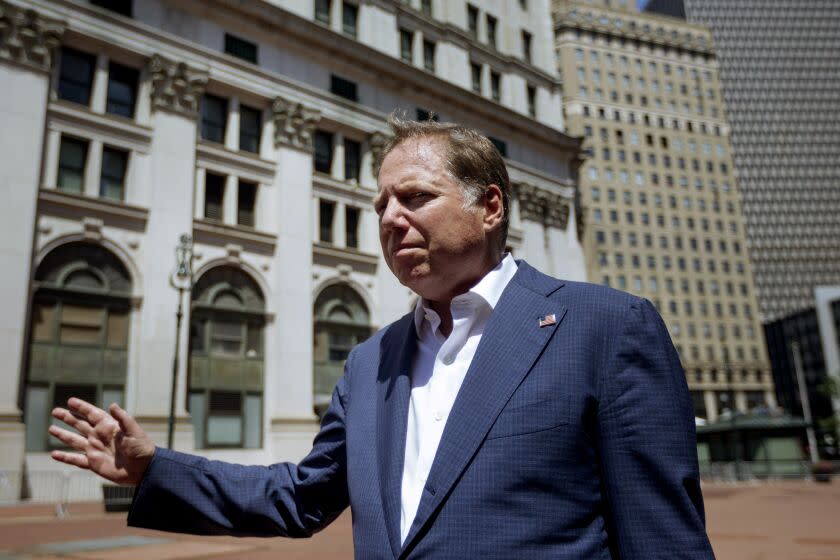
[0,0,64,493]
[130,53,207,450]
[267,95,322,462]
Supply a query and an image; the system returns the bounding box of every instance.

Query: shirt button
[434,410,443,421]
[442,355,454,365]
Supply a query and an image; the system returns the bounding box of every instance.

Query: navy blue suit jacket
[128,261,714,559]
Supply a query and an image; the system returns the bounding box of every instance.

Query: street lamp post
[167,234,193,449]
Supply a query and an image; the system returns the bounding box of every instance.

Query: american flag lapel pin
[538,313,556,328]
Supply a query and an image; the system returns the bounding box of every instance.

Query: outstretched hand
[50,398,155,486]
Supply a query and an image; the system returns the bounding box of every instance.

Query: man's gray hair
[376,114,510,252]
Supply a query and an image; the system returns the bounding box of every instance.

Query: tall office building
[0,0,584,501]
[554,0,776,422]
[646,0,840,324]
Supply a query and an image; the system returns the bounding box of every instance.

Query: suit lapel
[400,264,567,555]
[376,313,416,559]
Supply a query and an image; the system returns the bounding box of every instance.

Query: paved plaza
[1,481,838,559]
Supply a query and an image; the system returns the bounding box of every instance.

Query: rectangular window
[99,146,128,201]
[471,62,482,93]
[400,29,413,62]
[204,172,225,221]
[201,94,228,143]
[527,85,536,117]
[467,4,479,37]
[57,137,88,194]
[521,30,532,63]
[490,71,501,102]
[91,0,132,16]
[58,47,96,106]
[342,2,358,37]
[224,33,258,64]
[488,136,507,157]
[315,0,331,23]
[420,0,432,17]
[237,180,256,227]
[239,105,261,154]
[314,130,333,174]
[330,75,358,102]
[486,15,497,49]
[344,138,361,182]
[207,391,243,446]
[423,40,436,72]
[345,206,360,249]
[105,61,138,118]
[319,199,335,243]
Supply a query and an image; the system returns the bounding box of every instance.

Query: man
[51,118,714,558]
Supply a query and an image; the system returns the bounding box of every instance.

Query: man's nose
[379,198,407,231]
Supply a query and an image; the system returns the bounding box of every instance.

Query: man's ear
[482,184,504,232]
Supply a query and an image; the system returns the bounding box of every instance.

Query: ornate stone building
[0,0,584,500]
[554,0,776,422]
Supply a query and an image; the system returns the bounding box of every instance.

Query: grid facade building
[662,0,840,323]
[554,0,775,421]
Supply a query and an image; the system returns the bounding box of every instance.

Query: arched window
[313,284,371,416]
[189,266,265,448]
[25,243,132,451]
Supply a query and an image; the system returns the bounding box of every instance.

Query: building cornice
[47,99,153,153]
[313,242,379,269]
[195,140,276,185]
[38,188,149,230]
[312,173,377,206]
[146,53,208,118]
[0,0,64,73]
[192,218,277,256]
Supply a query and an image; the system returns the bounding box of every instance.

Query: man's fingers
[48,425,89,451]
[68,397,108,424]
[51,407,94,437]
[51,450,91,470]
[109,403,143,437]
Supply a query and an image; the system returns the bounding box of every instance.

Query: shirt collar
[412,254,518,333]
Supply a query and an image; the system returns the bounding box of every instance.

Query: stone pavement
[1,481,838,559]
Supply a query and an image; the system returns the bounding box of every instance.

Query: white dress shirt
[400,254,518,544]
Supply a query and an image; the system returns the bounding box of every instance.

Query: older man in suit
[50,118,714,559]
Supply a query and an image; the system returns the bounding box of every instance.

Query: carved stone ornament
[0,1,64,73]
[369,130,391,177]
[516,182,571,230]
[272,95,321,151]
[146,54,208,117]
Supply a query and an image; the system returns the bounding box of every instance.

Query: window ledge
[48,100,153,154]
[313,241,379,269]
[195,140,276,184]
[312,173,376,203]
[193,218,277,255]
[38,188,149,231]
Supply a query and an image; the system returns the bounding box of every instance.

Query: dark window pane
[345,206,360,249]
[224,33,258,63]
[330,75,358,102]
[58,47,95,106]
[467,4,478,37]
[527,85,536,117]
[99,147,127,201]
[106,61,138,118]
[488,136,507,157]
[239,105,261,153]
[416,108,438,122]
[344,139,360,182]
[315,0,331,24]
[486,15,497,48]
[400,29,413,62]
[420,0,432,16]
[423,40,435,72]
[57,137,88,193]
[201,94,228,143]
[490,71,501,102]
[204,173,225,221]
[342,2,357,37]
[90,0,132,17]
[471,62,481,93]
[522,30,532,63]
[237,180,256,227]
[314,130,333,173]
[319,200,335,243]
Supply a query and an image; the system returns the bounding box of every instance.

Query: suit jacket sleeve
[126,355,353,537]
[598,297,714,559]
